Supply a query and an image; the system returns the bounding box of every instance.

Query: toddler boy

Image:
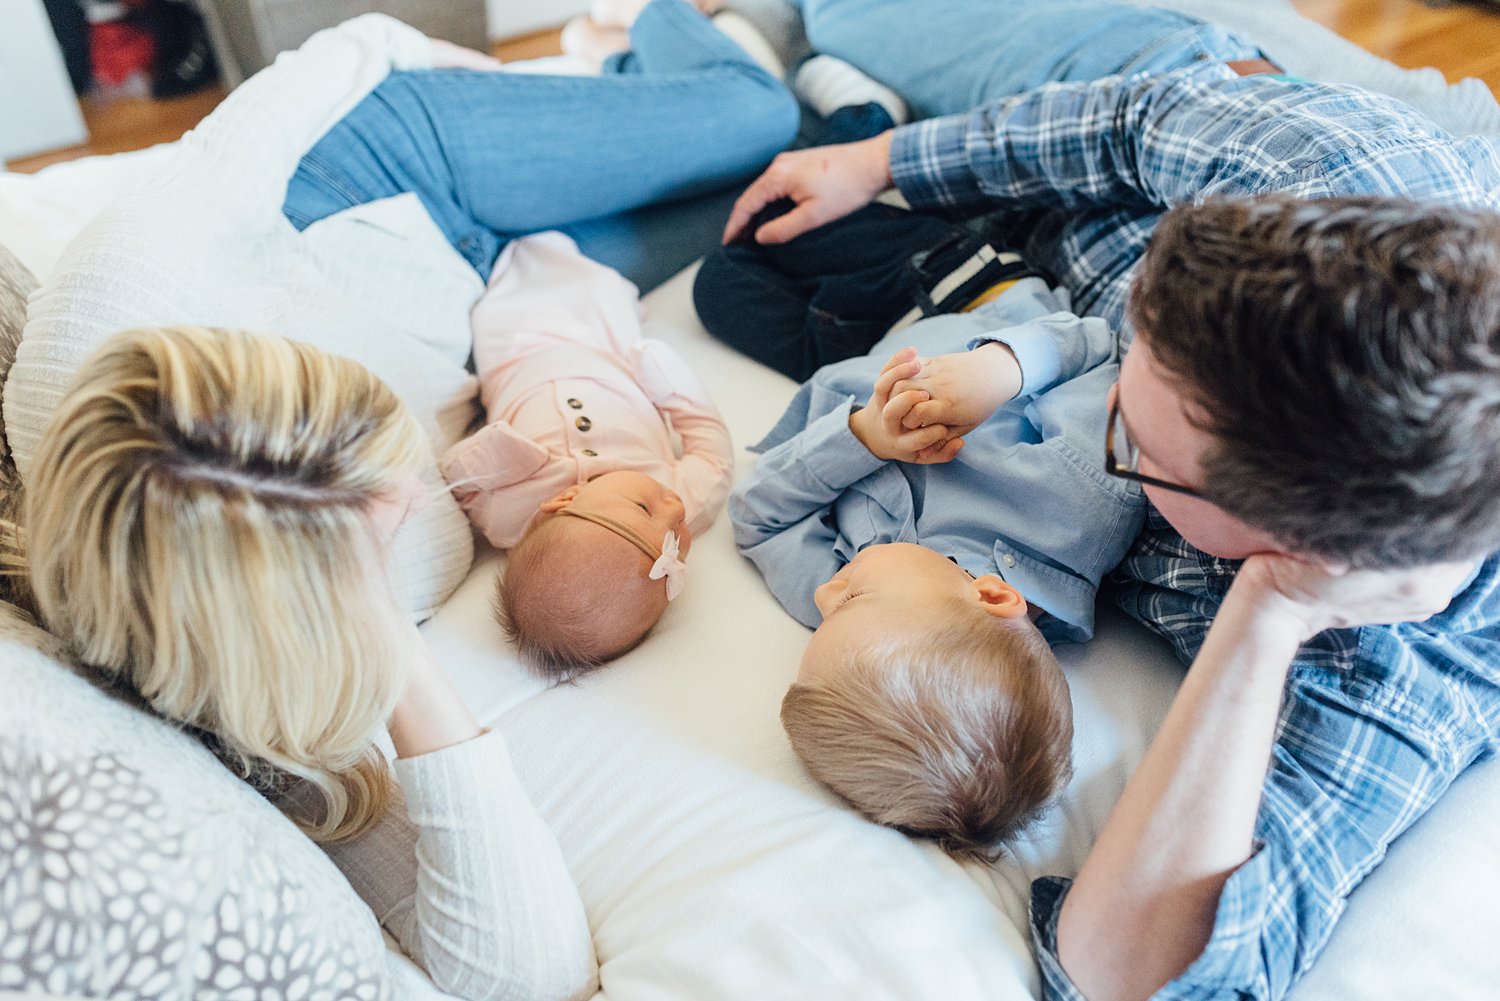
[441,232,732,676]
[731,279,1143,857]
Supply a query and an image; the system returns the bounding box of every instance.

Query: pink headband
[556,508,688,600]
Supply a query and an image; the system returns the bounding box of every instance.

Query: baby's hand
[891,342,1023,435]
[848,348,965,464]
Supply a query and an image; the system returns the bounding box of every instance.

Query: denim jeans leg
[799,0,1260,119]
[283,0,797,276]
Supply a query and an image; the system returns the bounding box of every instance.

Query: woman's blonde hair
[26,325,427,842]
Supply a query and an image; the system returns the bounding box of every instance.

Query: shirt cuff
[1030,843,1274,1001]
[965,325,1062,399]
[393,728,517,825]
[889,115,989,211]
[798,398,889,492]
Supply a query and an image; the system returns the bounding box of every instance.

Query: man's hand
[849,348,965,463]
[891,342,1023,436]
[1234,553,1475,644]
[722,132,896,245]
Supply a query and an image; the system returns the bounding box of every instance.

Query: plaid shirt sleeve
[1028,513,1500,1001]
[888,64,1500,216]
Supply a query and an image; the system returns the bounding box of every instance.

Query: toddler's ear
[974,576,1029,619]
[538,484,583,513]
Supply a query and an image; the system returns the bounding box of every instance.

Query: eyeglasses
[1105,394,1204,498]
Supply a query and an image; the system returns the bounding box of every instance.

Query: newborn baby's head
[497,471,692,679]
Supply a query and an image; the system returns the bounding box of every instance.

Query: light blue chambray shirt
[730,278,1143,644]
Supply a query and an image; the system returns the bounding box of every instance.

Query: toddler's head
[780,543,1073,861]
[497,471,692,679]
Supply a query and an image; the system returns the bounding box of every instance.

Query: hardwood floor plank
[1292,0,1500,93]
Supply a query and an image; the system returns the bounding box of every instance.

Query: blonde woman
[23,325,598,1001]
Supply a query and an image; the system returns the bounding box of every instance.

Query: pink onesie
[439,231,734,550]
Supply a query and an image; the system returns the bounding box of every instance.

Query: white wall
[0,0,88,162]
[486,0,590,39]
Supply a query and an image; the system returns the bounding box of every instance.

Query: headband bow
[556,509,687,600]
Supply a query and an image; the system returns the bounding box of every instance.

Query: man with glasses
[721,3,1500,998]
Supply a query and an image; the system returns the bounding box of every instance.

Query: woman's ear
[537,484,583,513]
[973,575,1029,619]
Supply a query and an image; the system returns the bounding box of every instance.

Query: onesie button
[1001,553,1016,568]
[582,449,597,457]
[567,398,583,409]
[575,416,593,431]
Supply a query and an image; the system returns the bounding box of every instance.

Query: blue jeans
[282,0,799,288]
[795,0,1260,119]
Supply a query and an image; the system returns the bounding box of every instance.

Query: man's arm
[726,66,1393,246]
[1051,555,1483,1001]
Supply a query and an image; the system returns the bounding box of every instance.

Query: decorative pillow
[0,606,392,999]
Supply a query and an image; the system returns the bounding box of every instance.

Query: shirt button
[567,398,583,409]
[581,449,597,457]
[1001,553,1017,568]
[575,416,592,431]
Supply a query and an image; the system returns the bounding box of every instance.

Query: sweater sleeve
[322,730,598,1001]
[887,66,1352,217]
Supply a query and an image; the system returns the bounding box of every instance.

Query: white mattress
[2,8,1498,995]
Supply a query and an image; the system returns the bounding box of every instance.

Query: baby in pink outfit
[440,232,734,677]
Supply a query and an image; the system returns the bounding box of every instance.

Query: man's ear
[973,575,1029,619]
[538,484,583,513]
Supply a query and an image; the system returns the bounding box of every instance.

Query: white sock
[794,54,909,125]
[712,11,786,79]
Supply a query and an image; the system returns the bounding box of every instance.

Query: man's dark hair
[1131,195,1500,567]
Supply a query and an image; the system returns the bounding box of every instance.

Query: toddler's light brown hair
[781,601,1073,861]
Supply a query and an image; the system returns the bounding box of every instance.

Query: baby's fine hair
[497,515,668,679]
[781,600,1073,861]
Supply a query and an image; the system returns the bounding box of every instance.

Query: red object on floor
[91,19,155,88]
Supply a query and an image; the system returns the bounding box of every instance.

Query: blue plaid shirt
[889,65,1500,1000]
[889,61,1500,337]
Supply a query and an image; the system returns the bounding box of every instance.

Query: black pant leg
[694,202,984,381]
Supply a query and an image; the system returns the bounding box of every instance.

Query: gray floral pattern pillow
[0,608,391,999]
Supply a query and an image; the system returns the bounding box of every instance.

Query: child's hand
[848,348,966,464]
[890,342,1023,435]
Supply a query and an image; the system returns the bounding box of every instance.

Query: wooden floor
[1293,0,1500,87]
[8,0,1500,174]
